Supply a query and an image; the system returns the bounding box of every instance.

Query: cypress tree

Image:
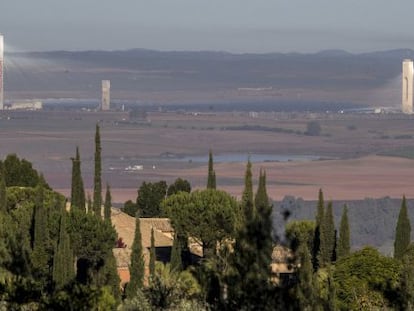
[326,266,337,311]
[400,245,414,310]
[242,158,254,219]
[100,250,121,302]
[337,205,350,259]
[0,166,6,212]
[394,196,411,259]
[170,233,182,272]
[32,183,50,278]
[207,149,216,189]
[104,183,112,222]
[297,244,318,310]
[313,188,325,269]
[70,147,85,212]
[70,150,77,209]
[93,123,102,217]
[320,201,336,266]
[254,169,273,273]
[149,227,156,278]
[53,211,74,289]
[316,189,325,227]
[126,211,145,298]
[227,163,274,310]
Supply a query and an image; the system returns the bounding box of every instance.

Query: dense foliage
[163,189,240,257]
[2,154,49,188]
[1,131,413,310]
[334,247,401,309]
[167,178,191,196]
[136,181,167,217]
[227,165,275,310]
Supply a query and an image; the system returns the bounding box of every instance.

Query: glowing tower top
[0,34,3,110]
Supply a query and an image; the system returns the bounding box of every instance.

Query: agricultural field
[1,109,414,203]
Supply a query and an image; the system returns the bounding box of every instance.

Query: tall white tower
[0,34,4,110]
[101,80,110,111]
[402,59,413,114]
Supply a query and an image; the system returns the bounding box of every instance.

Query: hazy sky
[1,0,414,53]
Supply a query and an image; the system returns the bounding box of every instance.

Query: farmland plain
[1,110,414,203]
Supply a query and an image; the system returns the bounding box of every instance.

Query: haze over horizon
[1,1,414,53]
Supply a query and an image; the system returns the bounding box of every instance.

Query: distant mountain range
[4,48,410,107]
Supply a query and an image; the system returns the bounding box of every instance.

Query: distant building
[9,101,42,110]
[0,34,4,110]
[101,80,110,111]
[402,59,413,114]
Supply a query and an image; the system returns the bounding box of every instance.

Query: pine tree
[93,123,102,217]
[0,166,6,212]
[319,202,336,266]
[170,233,182,272]
[53,211,74,289]
[337,205,350,259]
[126,211,145,298]
[394,196,411,259]
[313,188,325,269]
[149,227,156,278]
[207,149,216,189]
[70,147,86,212]
[104,183,112,222]
[31,183,50,279]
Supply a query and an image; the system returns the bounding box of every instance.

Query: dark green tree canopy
[68,209,117,282]
[136,181,167,218]
[226,165,275,310]
[163,189,240,256]
[2,154,49,189]
[167,178,191,196]
[122,200,137,217]
[334,247,401,309]
[286,220,316,253]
